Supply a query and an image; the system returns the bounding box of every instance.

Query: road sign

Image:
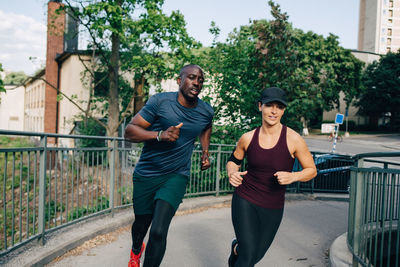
[335,113,344,124]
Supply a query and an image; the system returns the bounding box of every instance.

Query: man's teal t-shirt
[134,92,214,178]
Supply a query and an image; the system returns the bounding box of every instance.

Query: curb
[29,212,133,267]
[330,233,352,267]
[3,208,134,267]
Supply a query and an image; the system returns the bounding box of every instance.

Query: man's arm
[124,113,182,143]
[199,125,212,171]
[124,114,156,142]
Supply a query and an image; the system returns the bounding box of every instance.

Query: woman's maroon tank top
[235,125,295,209]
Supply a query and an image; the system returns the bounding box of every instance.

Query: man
[124,64,213,267]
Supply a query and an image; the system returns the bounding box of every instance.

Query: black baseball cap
[259,87,287,107]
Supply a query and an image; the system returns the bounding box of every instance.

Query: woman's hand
[274,171,297,185]
[229,171,247,187]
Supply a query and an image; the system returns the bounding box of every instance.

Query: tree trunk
[301,117,309,136]
[107,29,121,208]
[107,31,120,138]
[134,76,145,115]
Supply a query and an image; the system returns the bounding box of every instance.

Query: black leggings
[231,193,284,267]
[131,199,175,267]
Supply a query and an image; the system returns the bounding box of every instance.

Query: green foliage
[290,30,364,125]
[4,71,28,85]
[68,196,109,220]
[75,118,107,148]
[74,117,107,165]
[203,1,300,137]
[356,51,400,130]
[202,1,363,141]
[0,136,35,148]
[118,186,133,205]
[45,200,65,222]
[210,125,246,145]
[0,137,37,190]
[62,0,201,137]
[0,63,5,93]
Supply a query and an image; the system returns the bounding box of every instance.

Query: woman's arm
[227,133,251,187]
[275,132,317,185]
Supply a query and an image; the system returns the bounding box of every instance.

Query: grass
[0,136,35,148]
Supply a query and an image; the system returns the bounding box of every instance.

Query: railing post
[215,145,221,196]
[352,157,364,267]
[109,139,116,217]
[38,136,47,245]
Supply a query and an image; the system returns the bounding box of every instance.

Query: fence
[1,129,398,263]
[0,130,246,257]
[347,152,400,267]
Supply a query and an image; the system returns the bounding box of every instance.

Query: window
[387,47,391,53]
[388,28,392,36]
[387,38,392,45]
[388,18,393,24]
[389,1,393,8]
[389,10,393,17]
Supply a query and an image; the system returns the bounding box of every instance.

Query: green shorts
[132,173,189,215]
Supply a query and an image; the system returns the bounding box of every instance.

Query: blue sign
[335,113,344,124]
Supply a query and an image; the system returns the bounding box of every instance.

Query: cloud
[0,10,46,75]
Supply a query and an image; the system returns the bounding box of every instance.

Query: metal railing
[288,152,355,193]
[348,152,400,267]
[0,130,244,256]
[3,129,398,262]
[0,130,137,256]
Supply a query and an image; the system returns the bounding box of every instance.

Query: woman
[226,87,317,267]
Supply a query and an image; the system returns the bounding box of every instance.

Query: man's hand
[228,171,247,187]
[161,123,183,142]
[200,151,210,171]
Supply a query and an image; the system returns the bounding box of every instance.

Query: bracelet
[156,130,163,142]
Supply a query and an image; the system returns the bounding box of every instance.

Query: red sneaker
[128,243,145,267]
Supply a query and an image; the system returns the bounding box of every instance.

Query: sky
[0,0,360,76]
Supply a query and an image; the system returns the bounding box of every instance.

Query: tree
[58,0,200,138]
[204,1,298,143]
[356,51,400,130]
[4,71,28,85]
[290,30,364,129]
[0,63,5,93]
[203,0,363,142]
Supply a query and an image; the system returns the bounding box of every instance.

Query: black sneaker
[228,239,238,267]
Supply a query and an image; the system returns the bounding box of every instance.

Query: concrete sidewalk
[2,193,349,267]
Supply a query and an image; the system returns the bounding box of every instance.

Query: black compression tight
[131,199,175,267]
[231,193,284,267]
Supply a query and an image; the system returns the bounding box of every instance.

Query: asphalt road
[47,199,348,267]
[304,134,400,155]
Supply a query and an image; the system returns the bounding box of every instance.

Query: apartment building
[24,70,46,133]
[358,0,400,54]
